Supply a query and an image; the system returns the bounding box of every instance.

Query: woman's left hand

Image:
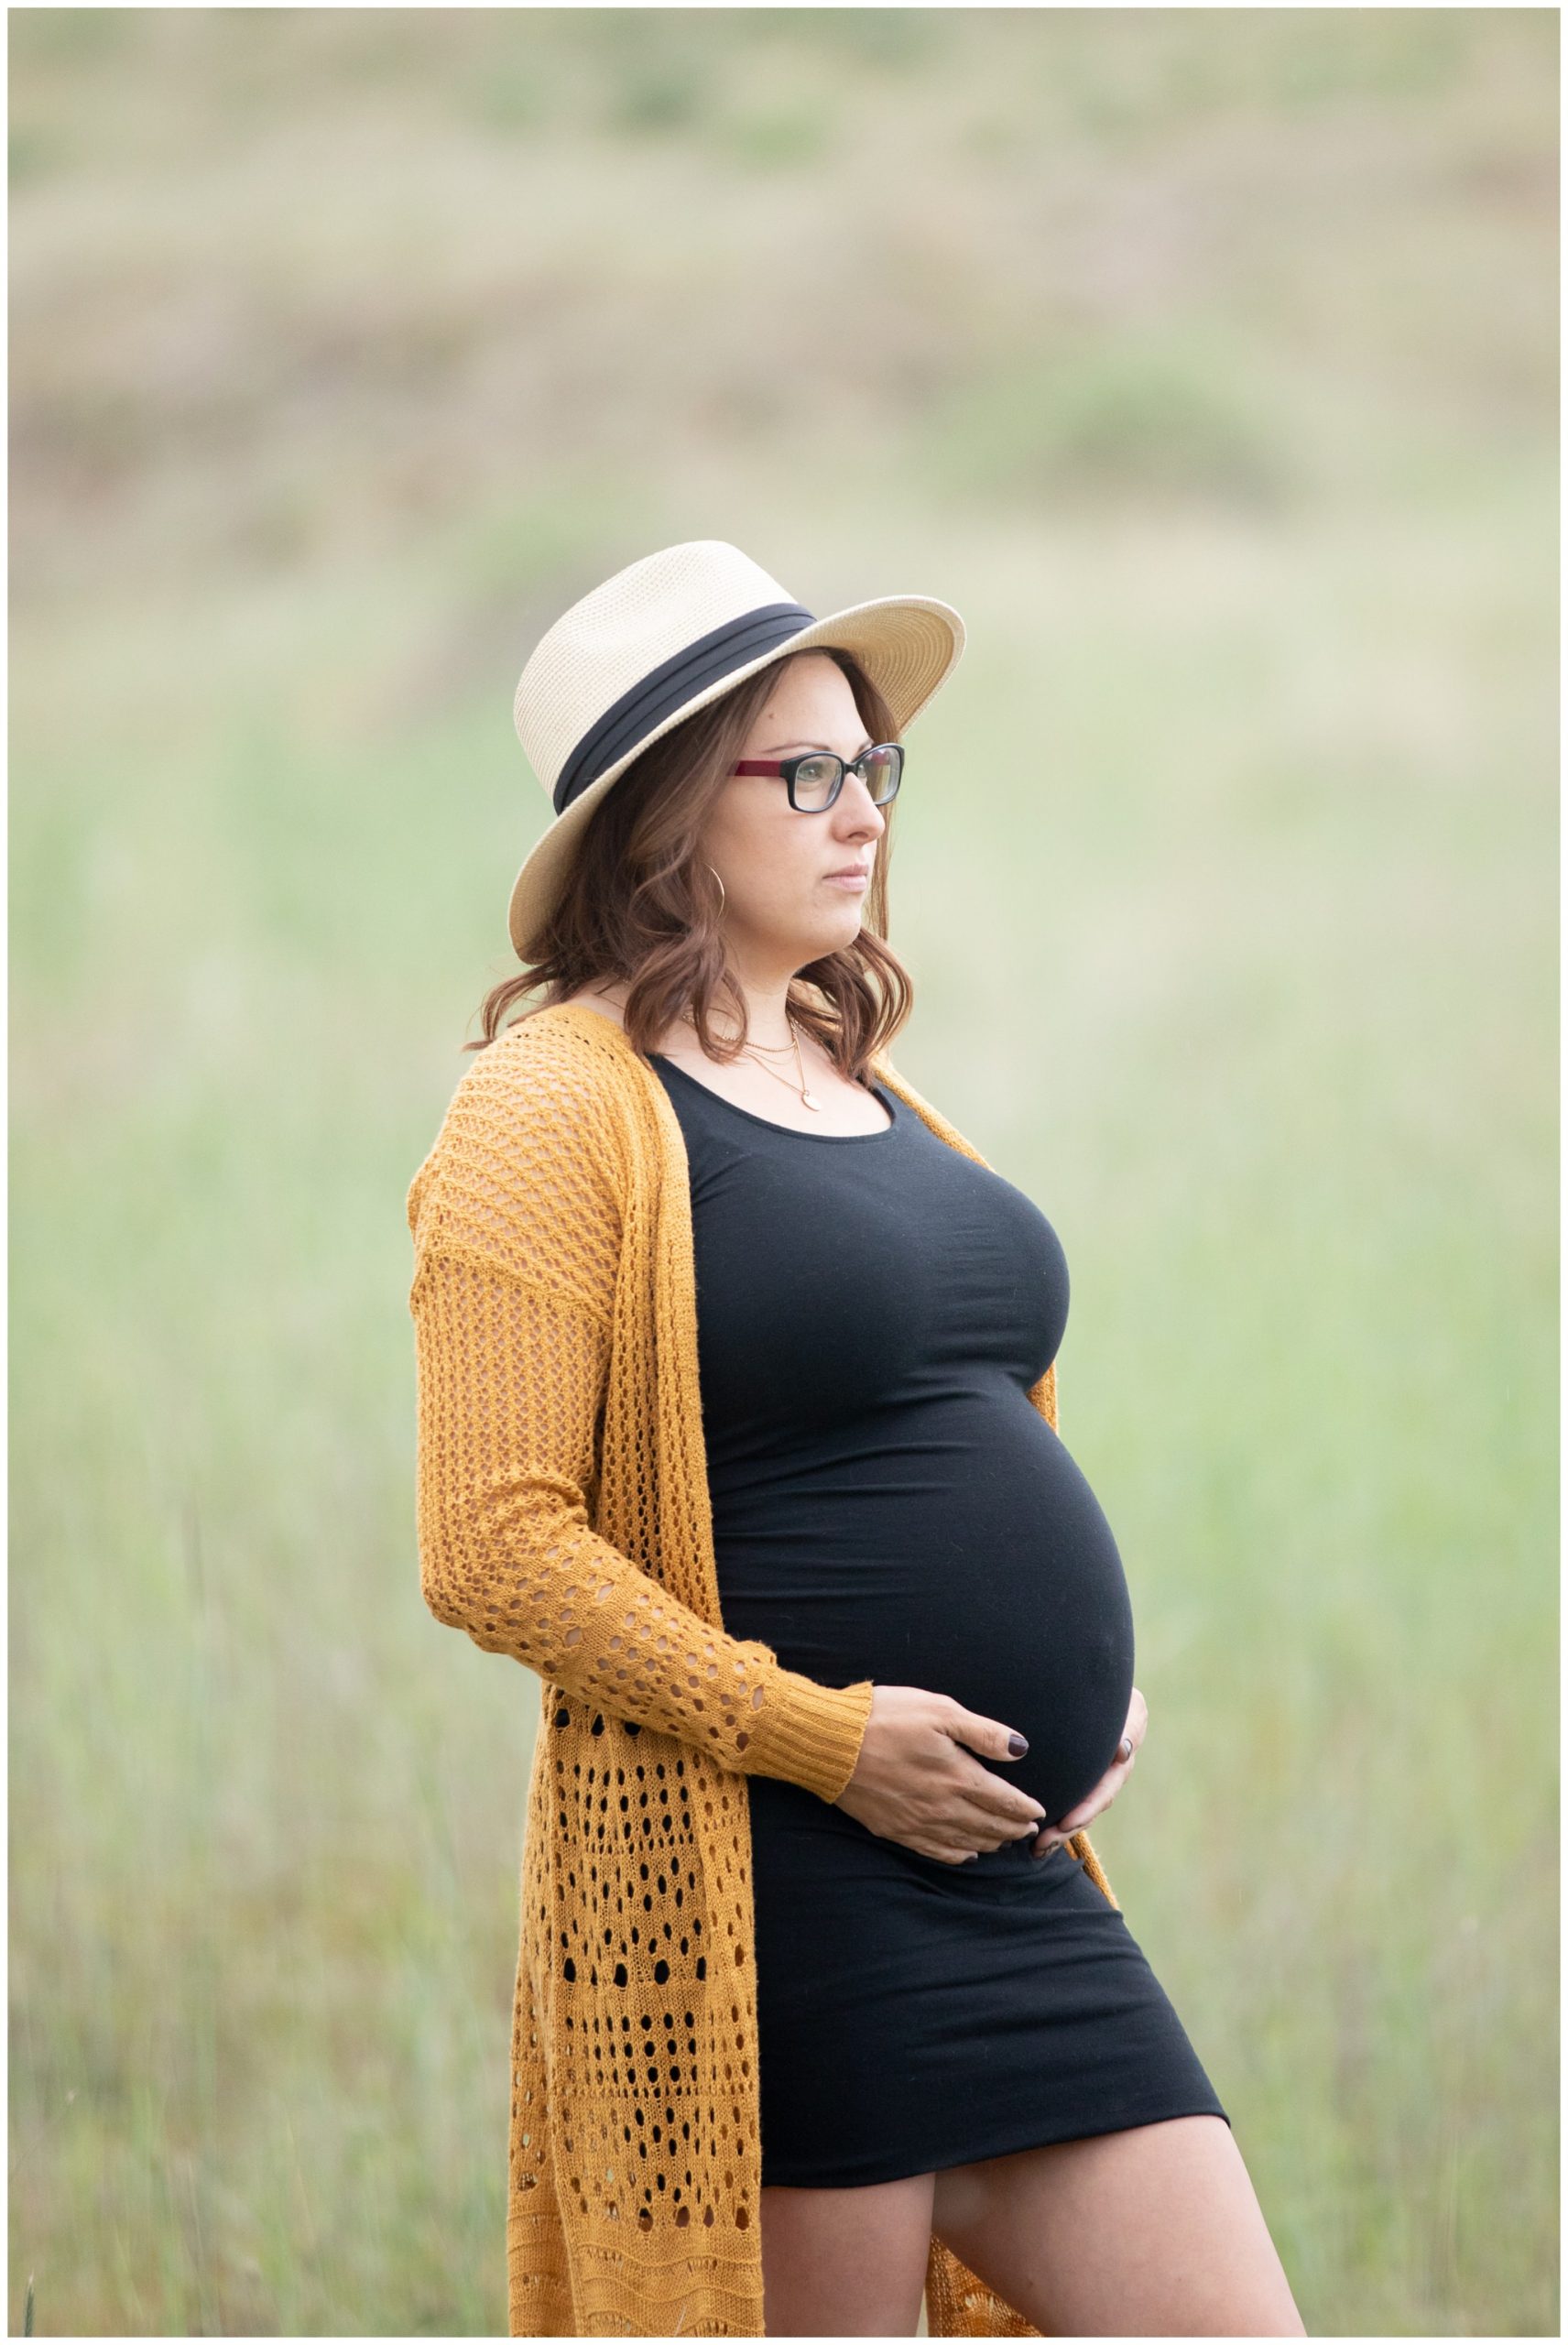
[1031,1688,1148,1857]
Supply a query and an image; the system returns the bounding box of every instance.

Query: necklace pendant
[800,1088,823,1111]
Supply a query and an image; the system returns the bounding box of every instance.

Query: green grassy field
[10,11,1557,2336]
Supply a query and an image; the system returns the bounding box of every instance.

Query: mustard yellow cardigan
[407,1002,1116,2338]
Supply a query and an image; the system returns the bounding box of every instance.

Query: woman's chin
[774,903,867,965]
[809,901,868,949]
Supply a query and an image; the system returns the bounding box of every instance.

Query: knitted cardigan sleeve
[406,1030,876,1806]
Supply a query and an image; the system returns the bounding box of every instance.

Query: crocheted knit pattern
[407,1004,1116,2338]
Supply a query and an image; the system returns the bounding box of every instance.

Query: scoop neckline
[648,1052,899,1142]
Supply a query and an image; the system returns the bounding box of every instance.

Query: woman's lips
[822,870,870,889]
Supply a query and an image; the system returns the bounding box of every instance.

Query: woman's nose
[838,773,887,831]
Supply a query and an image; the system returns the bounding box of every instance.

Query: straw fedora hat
[506,538,965,961]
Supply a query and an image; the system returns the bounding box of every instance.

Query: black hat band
[552,601,817,815]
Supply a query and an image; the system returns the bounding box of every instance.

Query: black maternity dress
[648,1052,1229,2188]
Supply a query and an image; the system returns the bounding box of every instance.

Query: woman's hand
[833,1685,1048,1863]
[1030,1688,1149,1858]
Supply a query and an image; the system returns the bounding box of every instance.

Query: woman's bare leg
[759,2171,936,2337]
[932,2115,1305,2337]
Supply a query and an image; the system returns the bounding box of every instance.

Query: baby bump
[711,1390,1137,1827]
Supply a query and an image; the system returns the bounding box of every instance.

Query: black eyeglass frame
[731,741,904,812]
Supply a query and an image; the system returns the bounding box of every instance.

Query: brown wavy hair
[468,648,915,1086]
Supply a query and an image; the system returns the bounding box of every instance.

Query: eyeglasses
[732,741,904,813]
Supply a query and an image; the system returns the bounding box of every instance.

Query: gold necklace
[678,1010,823,1109]
[744,1014,823,1111]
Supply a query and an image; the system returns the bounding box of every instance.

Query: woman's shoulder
[550,985,631,1030]
[461,999,639,1105]
[406,1004,642,1240]
[483,998,627,1074]
[860,1050,987,1165]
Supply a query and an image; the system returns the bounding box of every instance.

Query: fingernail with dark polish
[1008,1733,1029,1756]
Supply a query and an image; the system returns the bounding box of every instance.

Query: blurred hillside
[9,10,1558,2340]
[10,7,1555,608]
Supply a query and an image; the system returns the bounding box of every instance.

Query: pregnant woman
[407,539,1305,2336]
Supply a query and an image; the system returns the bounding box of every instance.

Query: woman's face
[701,652,887,975]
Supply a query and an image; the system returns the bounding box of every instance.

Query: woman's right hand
[833,1685,1048,1863]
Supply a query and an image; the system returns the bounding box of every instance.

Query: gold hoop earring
[705,863,726,914]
